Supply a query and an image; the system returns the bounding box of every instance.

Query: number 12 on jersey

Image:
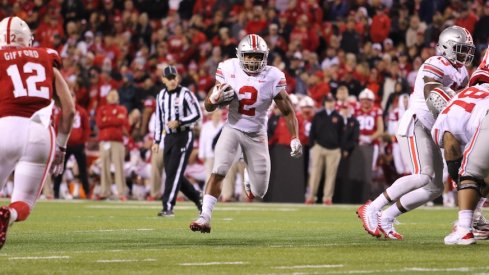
[7,62,49,99]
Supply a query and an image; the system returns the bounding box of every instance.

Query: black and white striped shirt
[154,86,202,143]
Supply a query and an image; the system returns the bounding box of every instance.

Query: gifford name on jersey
[4,49,41,60]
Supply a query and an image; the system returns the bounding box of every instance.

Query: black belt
[167,127,190,135]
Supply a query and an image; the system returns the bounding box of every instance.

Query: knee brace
[458,176,486,196]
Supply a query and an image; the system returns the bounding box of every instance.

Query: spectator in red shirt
[268,101,307,148]
[53,92,92,199]
[454,3,478,35]
[95,90,129,200]
[245,6,267,35]
[369,5,391,43]
[307,71,331,108]
[89,71,121,113]
[36,13,65,48]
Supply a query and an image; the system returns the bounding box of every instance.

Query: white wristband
[56,132,69,148]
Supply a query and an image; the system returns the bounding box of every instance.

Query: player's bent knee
[9,201,31,222]
[426,185,444,199]
[411,174,432,189]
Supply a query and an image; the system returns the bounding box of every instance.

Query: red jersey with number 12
[0,47,61,118]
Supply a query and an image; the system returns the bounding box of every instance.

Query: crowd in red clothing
[2,0,489,201]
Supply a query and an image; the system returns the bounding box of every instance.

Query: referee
[152,65,203,217]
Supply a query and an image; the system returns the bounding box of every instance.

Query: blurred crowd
[1,0,489,204]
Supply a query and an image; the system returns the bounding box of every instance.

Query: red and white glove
[209,84,235,105]
[50,146,66,176]
[290,138,303,158]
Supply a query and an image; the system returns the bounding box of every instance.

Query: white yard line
[180,261,246,266]
[73,228,154,233]
[97,259,156,263]
[274,264,344,269]
[269,243,363,248]
[318,267,489,274]
[86,205,297,211]
[9,256,70,260]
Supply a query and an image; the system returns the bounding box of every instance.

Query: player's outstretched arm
[51,68,75,176]
[274,90,302,158]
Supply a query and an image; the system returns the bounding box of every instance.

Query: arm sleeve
[215,62,225,83]
[273,71,287,98]
[179,89,202,126]
[154,92,164,144]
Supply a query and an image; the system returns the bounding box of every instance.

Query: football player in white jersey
[357,25,475,240]
[189,34,302,233]
[433,49,489,245]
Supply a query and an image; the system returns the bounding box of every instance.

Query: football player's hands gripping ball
[50,147,66,176]
[290,138,303,158]
[209,83,235,105]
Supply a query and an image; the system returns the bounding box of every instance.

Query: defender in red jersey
[0,16,75,250]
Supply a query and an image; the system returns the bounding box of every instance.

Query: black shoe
[157,210,175,217]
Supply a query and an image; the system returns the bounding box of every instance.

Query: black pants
[162,131,201,211]
[53,144,90,198]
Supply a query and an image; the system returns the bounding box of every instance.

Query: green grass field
[0,200,488,274]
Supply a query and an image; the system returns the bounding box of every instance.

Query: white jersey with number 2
[432,83,489,147]
[215,58,286,133]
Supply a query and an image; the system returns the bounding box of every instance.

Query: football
[217,83,236,107]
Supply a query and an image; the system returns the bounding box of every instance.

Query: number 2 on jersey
[6,62,49,99]
[238,86,258,116]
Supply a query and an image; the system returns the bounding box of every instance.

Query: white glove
[209,84,235,105]
[290,138,303,158]
[50,147,66,176]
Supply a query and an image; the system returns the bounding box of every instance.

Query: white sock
[382,204,403,221]
[9,208,17,226]
[201,195,217,221]
[370,194,389,211]
[458,210,474,229]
